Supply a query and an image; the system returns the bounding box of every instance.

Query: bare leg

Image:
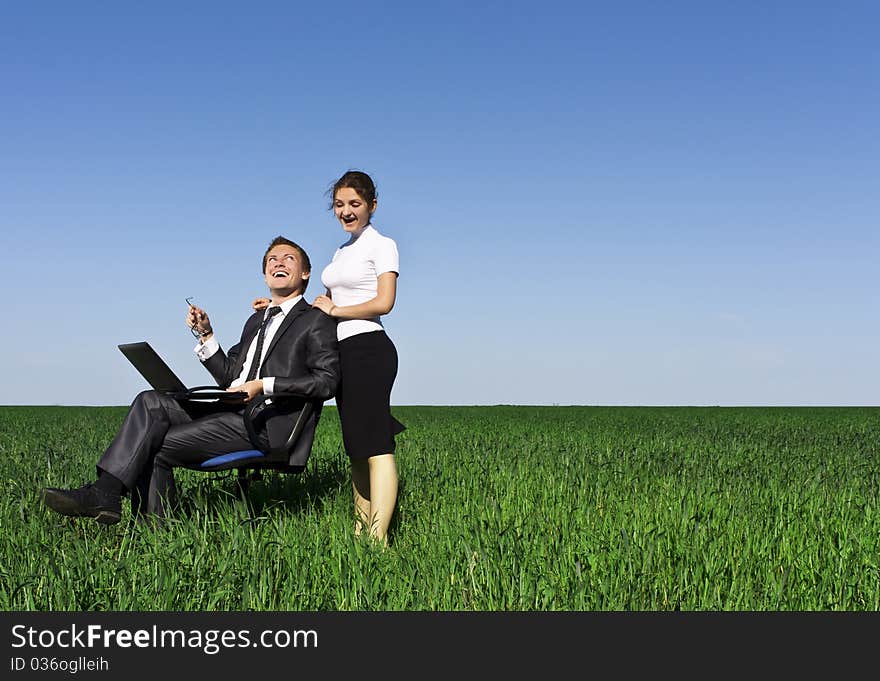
[367,453,398,546]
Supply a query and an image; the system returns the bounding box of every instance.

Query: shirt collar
[352,223,375,242]
[268,295,302,319]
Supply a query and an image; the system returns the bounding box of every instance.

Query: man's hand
[252,297,270,311]
[186,304,213,338]
[231,380,263,402]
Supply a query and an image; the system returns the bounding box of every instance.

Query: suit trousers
[96,390,268,517]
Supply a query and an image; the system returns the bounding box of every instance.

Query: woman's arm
[313,272,397,319]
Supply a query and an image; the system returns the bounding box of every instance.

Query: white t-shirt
[321,224,399,342]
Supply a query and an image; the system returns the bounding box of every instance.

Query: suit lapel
[263,298,310,362]
[231,313,263,380]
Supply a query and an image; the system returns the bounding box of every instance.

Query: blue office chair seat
[200,449,266,470]
[194,397,316,497]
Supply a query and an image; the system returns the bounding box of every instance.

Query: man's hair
[262,236,311,291]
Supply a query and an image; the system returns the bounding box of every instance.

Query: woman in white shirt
[254,171,403,544]
[224,173,388,549]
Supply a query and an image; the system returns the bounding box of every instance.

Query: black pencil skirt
[336,330,405,460]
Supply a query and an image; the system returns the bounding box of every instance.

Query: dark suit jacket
[201,297,339,467]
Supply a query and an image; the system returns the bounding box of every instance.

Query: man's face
[264,245,309,295]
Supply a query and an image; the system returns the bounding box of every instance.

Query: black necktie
[246,306,282,382]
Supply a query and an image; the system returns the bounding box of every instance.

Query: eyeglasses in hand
[186,297,203,339]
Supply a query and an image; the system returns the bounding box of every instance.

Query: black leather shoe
[41,483,122,525]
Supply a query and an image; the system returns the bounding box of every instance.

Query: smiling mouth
[342,215,357,224]
[272,271,289,279]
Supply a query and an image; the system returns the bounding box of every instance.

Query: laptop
[118,341,247,403]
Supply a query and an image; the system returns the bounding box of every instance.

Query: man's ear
[301,271,310,281]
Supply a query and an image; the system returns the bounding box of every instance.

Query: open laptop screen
[117,342,246,403]
[118,342,188,393]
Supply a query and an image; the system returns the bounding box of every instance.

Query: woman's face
[333,187,375,234]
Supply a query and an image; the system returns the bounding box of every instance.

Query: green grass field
[1,405,878,610]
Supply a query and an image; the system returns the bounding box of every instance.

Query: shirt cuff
[194,336,220,361]
[262,377,275,395]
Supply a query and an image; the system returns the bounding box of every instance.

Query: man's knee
[133,389,164,408]
[132,390,183,421]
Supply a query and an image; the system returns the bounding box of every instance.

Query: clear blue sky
[2,1,877,406]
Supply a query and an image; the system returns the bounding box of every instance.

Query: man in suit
[42,236,340,523]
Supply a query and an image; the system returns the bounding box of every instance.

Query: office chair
[198,395,318,497]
